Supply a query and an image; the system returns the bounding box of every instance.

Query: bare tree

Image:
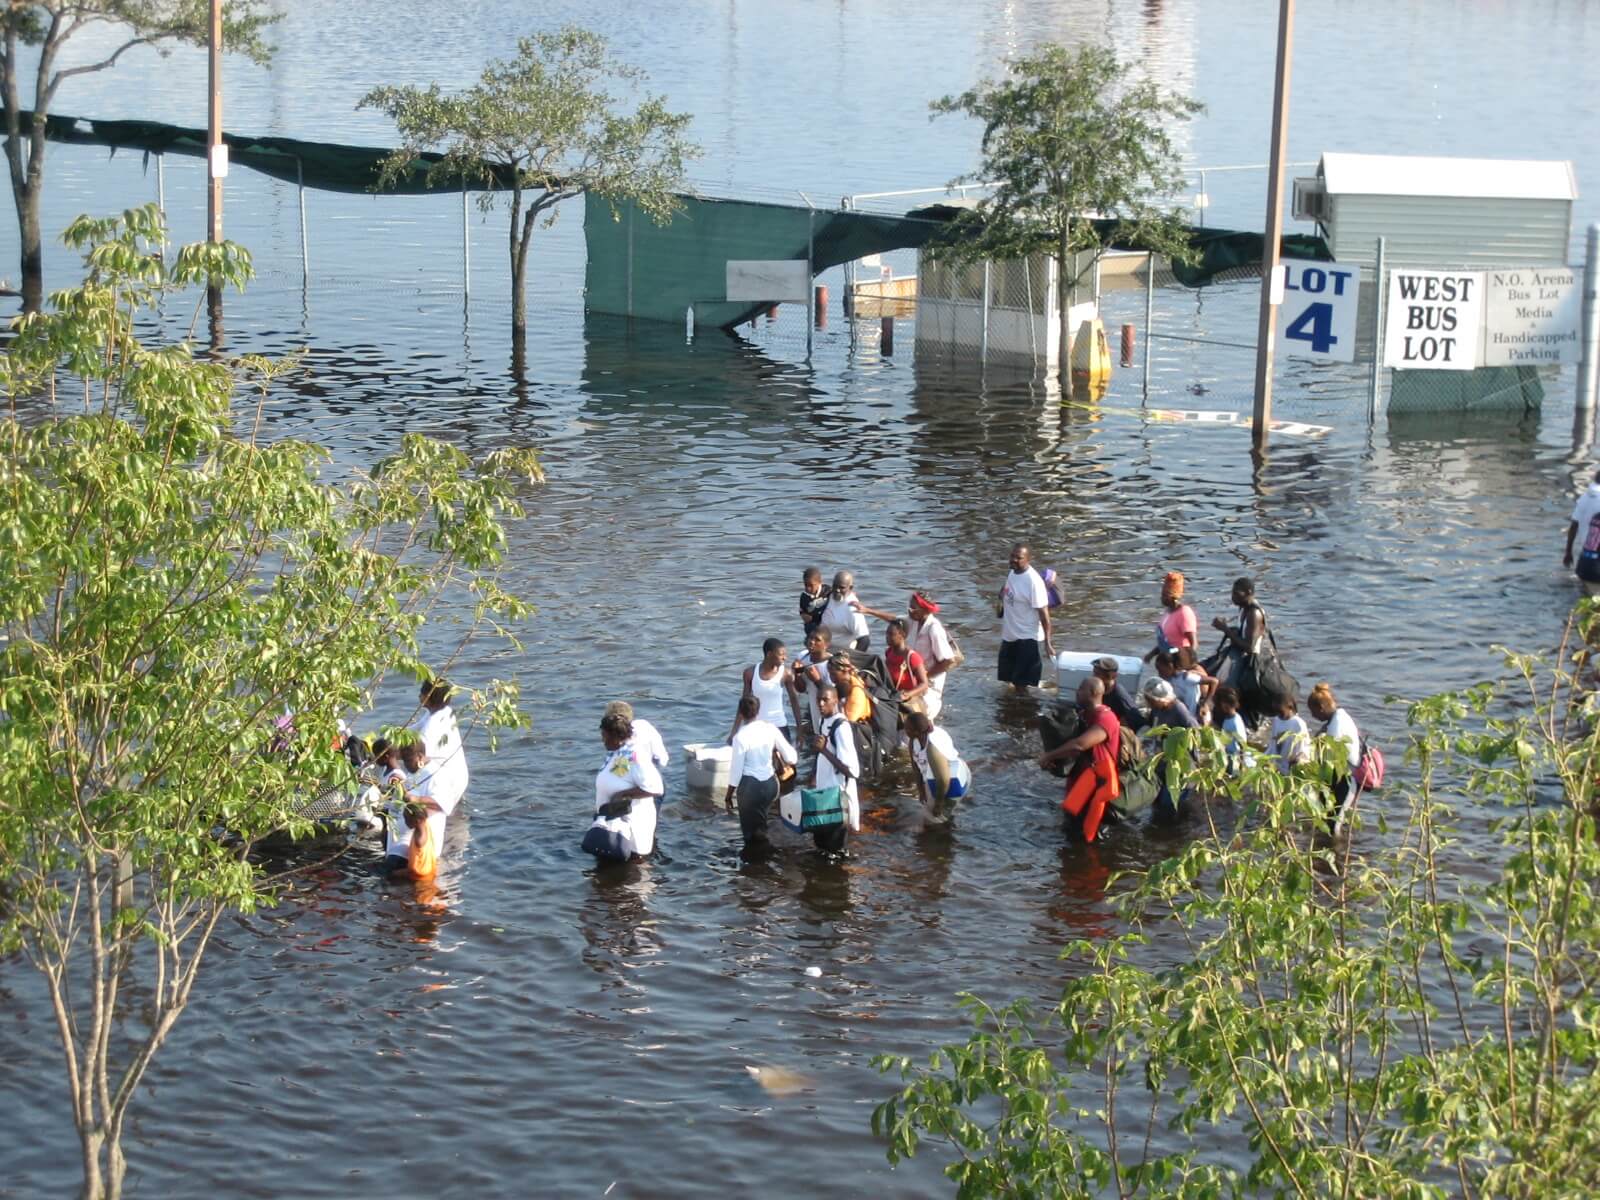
[1,1,276,312]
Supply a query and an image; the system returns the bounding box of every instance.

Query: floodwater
[4,1,1600,1196]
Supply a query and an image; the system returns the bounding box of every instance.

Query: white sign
[725,259,809,303]
[208,144,229,179]
[1275,262,1359,363]
[1384,270,1483,370]
[1483,267,1580,366]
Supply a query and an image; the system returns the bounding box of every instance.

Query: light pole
[206,0,224,322]
[1250,0,1295,452]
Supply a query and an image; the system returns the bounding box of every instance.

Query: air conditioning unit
[1292,177,1329,223]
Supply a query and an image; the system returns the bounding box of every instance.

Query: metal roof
[1319,152,1577,201]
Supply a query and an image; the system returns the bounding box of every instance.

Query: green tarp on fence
[13,109,513,194]
[585,193,1332,327]
[19,109,1333,326]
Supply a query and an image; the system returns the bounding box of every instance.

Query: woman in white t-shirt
[904,711,971,815]
[1307,681,1362,831]
[819,569,872,652]
[723,695,798,859]
[583,711,665,863]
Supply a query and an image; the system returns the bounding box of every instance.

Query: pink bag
[1354,743,1385,792]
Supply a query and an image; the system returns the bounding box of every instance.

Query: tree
[0,204,541,1200]
[930,45,1201,383]
[873,612,1600,1198]
[361,26,698,347]
[1,1,276,313]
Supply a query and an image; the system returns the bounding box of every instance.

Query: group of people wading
[581,547,1378,866]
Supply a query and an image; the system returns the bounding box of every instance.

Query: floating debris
[745,1064,813,1096]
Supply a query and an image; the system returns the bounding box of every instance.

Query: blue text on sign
[1284,266,1356,296]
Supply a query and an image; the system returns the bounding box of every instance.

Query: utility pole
[206,0,224,320]
[1251,0,1295,452]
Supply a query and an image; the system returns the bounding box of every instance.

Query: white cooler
[1054,651,1149,697]
[682,742,733,792]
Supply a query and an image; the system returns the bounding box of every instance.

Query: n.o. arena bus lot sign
[1483,268,1580,366]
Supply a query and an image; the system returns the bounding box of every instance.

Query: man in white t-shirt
[1564,469,1600,597]
[412,679,468,809]
[995,544,1055,691]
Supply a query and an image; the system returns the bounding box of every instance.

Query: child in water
[1212,685,1254,773]
[1269,694,1310,774]
[1174,646,1217,723]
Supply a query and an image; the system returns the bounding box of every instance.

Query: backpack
[1579,513,1600,582]
[1039,566,1064,609]
[1354,741,1385,791]
[1236,606,1297,720]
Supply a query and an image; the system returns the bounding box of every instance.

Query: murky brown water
[4,1,1600,1195]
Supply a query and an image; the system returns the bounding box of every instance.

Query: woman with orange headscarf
[1145,570,1197,662]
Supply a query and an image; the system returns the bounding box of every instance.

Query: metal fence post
[1143,252,1155,401]
[1025,257,1039,363]
[1368,236,1386,422]
[1579,223,1600,413]
[841,195,854,318]
[462,184,471,309]
[296,156,309,286]
[980,259,992,365]
[806,208,815,361]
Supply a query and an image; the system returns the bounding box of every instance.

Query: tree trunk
[79,1127,104,1200]
[507,183,526,333]
[510,235,528,333]
[16,173,42,312]
[105,1130,126,1200]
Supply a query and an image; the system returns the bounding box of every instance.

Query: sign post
[1250,0,1297,451]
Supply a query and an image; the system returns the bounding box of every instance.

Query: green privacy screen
[581,192,944,327]
[583,192,1332,328]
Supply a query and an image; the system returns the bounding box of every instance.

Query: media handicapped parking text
[1483,268,1579,367]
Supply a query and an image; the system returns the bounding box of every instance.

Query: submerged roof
[1319,152,1577,201]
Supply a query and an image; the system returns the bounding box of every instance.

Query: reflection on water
[6,0,1600,1196]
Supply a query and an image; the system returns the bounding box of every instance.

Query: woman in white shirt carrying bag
[583,711,664,864]
[724,695,798,859]
[1308,682,1364,834]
